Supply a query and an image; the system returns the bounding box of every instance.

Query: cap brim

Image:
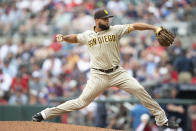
[101,15,114,19]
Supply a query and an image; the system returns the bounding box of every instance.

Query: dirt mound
[0,121,123,131]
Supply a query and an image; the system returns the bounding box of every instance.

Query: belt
[92,66,119,73]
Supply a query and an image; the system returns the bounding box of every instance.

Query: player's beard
[99,23,109,31]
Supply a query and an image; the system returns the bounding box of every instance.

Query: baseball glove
[155,27,175,47]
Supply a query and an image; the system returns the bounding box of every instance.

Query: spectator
[165,87,186,129]
[189,42,196,80]
[0,39,18,61]
[51,78,63,97]
[130,104,150,130]
[188,105,196,131]
[173,49,193,84]
[126,4,138,19]
[64,79,80,98]
[80,102,97,126]
[0,68,12,92]
[136,114,151,131]
[77,53,90,73]
[2,57,18,78]
[72,12,94,32]
[156,63,178,85]
[107,115,121,130]
[49,35,62,52]
[168,38,183,62]
[107,0,127,15]
[8,87,28,105]
[53,7,73,34]
[94,91,108,128]
[29,71,47,104]
[0,91,7,105]
[11,72,29,94]
[42,54,62,77]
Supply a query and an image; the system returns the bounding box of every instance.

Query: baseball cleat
[162,120,179,129]
[32,113,44,122]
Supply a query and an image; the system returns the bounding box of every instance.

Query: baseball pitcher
[32,8,178,129]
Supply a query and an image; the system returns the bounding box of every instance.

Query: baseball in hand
[56,34,64,42]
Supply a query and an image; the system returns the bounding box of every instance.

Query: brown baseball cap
[94,9,113,19]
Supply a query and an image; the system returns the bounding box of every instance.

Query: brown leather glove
[155,27,175,47]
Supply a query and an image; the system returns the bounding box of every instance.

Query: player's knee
[77,98,89,109]
[136,86,145,93]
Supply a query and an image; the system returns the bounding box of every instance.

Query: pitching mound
[0,121,123,131]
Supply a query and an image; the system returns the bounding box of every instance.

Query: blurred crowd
[0,0,196,131]
[0,0,196,37]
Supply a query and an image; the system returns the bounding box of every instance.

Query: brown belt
[92,66,119,73]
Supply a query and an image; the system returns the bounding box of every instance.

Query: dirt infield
[0,121,123,131]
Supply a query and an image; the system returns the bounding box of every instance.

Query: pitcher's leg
[130,84,168,126]
[116,71,168,126]
[41,75,109,120]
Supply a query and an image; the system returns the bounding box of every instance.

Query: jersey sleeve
[115,24,133,39]
[77,32,87,45]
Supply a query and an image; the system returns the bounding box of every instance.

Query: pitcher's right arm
[56,34,79,44]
